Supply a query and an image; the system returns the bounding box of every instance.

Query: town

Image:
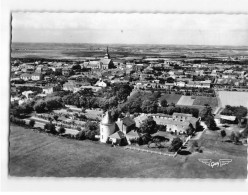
[9,43,248,177]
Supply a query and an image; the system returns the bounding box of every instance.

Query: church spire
[104,46,110,59]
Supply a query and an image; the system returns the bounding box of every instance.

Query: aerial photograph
[9,13,248,178]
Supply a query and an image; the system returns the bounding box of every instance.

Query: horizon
[11,41,248,48]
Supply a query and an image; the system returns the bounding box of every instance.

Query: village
[9,46,248,158]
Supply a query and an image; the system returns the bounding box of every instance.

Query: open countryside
[9,125,247,178]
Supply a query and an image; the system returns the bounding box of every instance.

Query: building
[31,73,43,81]
[95,79,107,87]
[116,116,136,134]
[134,113,200,135]
[20,73,32,81]
[100,111,137,144]
[98,47,115,70]
[100,111,116,143]
[62,67,73,76]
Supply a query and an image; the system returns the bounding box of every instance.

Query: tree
[160,97,168,107]
[141,99,157,113]
[139,116,157,135]
[85,121,99,132]
[168,137,183,152]
[29,119,35,127]
[85,130,98,140]
[44,123,57,134]
[186,126,194,136]
[34,100,46,113]
[200,105,213,121]
[58,126,66,134]
[72,64,81,70]
[229,131,240,144]
[229,131,236,142]
[76,130,86,140]
[138,133,152,145]
[166,77,175,83]
[53,115,59,121]
[220,130,226,139]
[205,115,217,130]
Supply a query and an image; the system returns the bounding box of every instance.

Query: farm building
[134,112,200,135]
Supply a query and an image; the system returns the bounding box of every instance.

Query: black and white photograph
[8,12,248,179]
[2,0,248,192]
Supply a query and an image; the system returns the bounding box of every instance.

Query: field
[161,93,182,104]
[177,95,195,106]
[193,96,218,107]
[9,125,247,178]
[218,91,248,108]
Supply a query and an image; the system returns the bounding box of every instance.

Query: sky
[12,13,248,46]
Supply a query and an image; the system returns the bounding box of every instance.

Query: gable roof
[100,58,112,65]
[122,117,135,127]
[109,131,125,139]
[126,130,141,139]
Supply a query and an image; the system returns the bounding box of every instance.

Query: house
[95,79,107,87]
[109,131,126,145]
[220,115,237,124]
[31,73,43,81]
[42,86,54,94]
[125,130,141,144]
[175,81,186,87]
[22,90,34,98]
[134,113,200,135]
[20,73,32,81]
[116,116,136,134]
[42,85,61,95]
[62,67,73,76]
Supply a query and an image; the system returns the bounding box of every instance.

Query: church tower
[100,111,116,143]
[104,46,110,59]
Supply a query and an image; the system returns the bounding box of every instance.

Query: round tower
[100,111,116,143]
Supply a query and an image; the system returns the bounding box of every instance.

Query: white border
[1,0,248,192]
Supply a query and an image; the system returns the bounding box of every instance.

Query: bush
[10,115,26,126]
[44,123,57,134]
[168,137,183,152]
[34,100,46,113]
[58,126,66,134]
[220,130,226,138]
[29,119,35,127]
[76,130,86,140]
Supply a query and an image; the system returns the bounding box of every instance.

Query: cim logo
[198,159,232,168]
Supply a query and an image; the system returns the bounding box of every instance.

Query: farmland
[218,91,248,108]
[9,124,247,178]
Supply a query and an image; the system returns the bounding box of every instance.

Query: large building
[99,111,137,144]
[98,47,115,70]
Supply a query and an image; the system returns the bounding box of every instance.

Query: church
[97,47,115,70]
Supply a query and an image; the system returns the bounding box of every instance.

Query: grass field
[193,96,218,107]
[161,93,182,104]
[177,95,195,106]
[218,91,248,108]
[9,124,247,178]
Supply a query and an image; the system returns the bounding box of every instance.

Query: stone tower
[100,111,116,143]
